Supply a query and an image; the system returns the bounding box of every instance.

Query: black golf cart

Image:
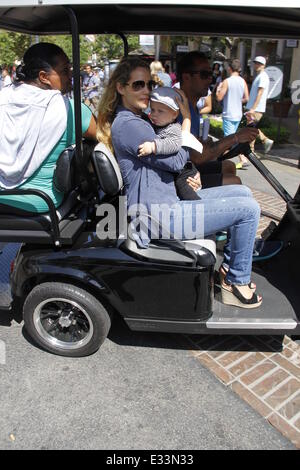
[0,0,299,357]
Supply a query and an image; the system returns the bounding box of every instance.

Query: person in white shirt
[1,67,12,87]
[216,59,249,168]
[197,89,212,142]
[245,56,274,154]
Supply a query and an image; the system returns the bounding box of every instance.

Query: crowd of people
[0,42,277,310]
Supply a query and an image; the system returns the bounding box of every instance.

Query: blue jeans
[170,185,260,285]
[223,119,241,136]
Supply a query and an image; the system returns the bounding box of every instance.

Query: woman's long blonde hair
[96,57,150,152]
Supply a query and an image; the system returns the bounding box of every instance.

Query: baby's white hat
[150,87,181,111]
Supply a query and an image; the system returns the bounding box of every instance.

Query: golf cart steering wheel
[218,121,257,161]
[218,141,251,161]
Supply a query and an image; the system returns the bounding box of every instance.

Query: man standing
[216,59,249,168]
[177,51,257,187]
[82,64,100,114]
[245,56,274,153]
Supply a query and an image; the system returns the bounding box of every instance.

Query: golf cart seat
[0,145,90,246]
[92,143,216,267]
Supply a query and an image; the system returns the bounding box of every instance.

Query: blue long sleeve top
[111,106,189,211]
[111,106,189,246]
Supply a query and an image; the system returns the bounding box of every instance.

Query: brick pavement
[183,188,300,448]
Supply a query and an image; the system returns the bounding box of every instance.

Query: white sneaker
[263,138,274,154]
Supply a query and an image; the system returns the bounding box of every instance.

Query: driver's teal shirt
[0,100,92,213]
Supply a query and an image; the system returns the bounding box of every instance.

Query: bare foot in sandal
[219,265,256,291]
[221,280,262,309]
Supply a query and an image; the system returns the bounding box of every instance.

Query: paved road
[235,152,300,198]
[0,314,295,450]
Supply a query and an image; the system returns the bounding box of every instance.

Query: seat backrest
[53,145,77,194]
[92,142,123,196]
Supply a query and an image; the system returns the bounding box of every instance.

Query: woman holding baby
[97,57,263,309]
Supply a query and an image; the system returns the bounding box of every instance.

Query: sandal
[219,265,256,291]
[221,281,262,309]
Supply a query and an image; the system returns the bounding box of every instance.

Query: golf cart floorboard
[126,252,300,336]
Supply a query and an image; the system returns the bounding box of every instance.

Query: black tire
[23,282,111,357]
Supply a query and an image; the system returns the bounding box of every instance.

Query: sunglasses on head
[126,80,156,91]
[189,70,213,79]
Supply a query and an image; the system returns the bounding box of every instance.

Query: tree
[0,31,31,65]
[92,34,139,64]
[0,31,139,67]
[43,35,91,64]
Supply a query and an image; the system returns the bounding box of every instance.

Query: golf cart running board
[125,316,298,334]
[206,318,297,330]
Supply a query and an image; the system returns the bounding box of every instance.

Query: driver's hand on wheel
[236,127,258,143]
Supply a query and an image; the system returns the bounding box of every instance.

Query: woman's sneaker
[263,138,274,154]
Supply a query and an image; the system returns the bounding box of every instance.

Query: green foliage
[0,31,31,64]
[259,125,290,144]
[43,35,91,64]
[92,34,139,64]
[209,118,224,138]
[0,31,139,66]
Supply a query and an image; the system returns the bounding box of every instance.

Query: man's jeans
[170,185,260,285]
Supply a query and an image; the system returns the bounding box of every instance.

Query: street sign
[139,35,154,46]
[176,45,189,52]
[265,65,283,100]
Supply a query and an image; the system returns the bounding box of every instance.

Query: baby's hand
[138,141,156,157]
[175,89,191,120]
[187,172,202,191]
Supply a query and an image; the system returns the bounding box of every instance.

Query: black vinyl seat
[92,143,216,266]
[0,146,91,246]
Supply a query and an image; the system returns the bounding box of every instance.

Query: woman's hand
[186,171,202,192]
[175,89,191,120]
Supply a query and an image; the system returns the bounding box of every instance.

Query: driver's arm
[189,127,258,165]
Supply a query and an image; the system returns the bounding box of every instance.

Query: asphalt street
[234,152,300,198]
[0,314,295,450]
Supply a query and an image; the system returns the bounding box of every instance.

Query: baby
[138,87,203,200]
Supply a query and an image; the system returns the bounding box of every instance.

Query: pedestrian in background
[82,64,100,114]
[1,67,12,88]
[245,56,274,154]
[216,59,249,168]
[197,90,212,142]
[150,61,172,87]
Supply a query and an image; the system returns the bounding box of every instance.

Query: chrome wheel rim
[33,298,94,350]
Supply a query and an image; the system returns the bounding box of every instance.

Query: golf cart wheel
[23,282,111,357]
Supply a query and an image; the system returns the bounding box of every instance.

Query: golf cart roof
[0,1,300,38]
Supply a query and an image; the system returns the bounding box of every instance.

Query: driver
[0,42,96,213]
[97,57,263,309]
[177,51,257,188]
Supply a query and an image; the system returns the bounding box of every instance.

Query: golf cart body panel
[0,0,300,355]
